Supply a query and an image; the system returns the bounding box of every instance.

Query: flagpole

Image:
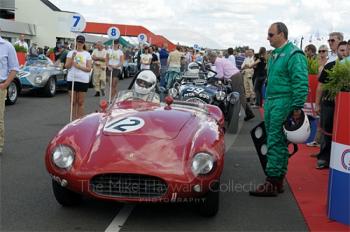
[109,51,113,104]
[70,36,77,122]
[300,36,304,50]
[69,13,86,121]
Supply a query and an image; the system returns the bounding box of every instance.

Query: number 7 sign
[70,13,86,32]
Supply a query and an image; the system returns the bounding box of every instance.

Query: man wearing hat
[0,28,20,154]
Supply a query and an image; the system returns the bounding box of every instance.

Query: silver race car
[17,55,67,97]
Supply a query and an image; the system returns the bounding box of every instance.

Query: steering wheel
[207,68,217,76]
[206,76,220,84]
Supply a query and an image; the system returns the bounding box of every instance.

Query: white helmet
[188,62,200,74]
[283,110,311,144]
[134,70,157,95]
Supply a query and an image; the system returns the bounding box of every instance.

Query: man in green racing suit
[250,22,308,196]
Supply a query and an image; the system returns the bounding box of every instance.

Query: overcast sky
[51,0,349,50]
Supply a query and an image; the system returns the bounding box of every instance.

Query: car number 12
[104,117,145,133]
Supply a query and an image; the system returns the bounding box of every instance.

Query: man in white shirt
[241,49,256,103]
[227,47,237,68]
[14,34,29,52]
[0,29,20,154]
[326,32,343,63]
[140,46,152,70]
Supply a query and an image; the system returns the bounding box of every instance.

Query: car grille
[185,97,208,104]
[90,174,168,198]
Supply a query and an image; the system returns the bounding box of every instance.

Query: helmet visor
[136,79,153,88]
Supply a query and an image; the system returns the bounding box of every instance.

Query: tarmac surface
[1,77,308,231]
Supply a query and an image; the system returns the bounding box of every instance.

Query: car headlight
[168,88,178,97]
[191,152,214,175]
[34,76,43,84]
[215,91,226,101]
[51,145,75,169]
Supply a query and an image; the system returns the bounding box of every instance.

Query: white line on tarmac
[105,204,134,232]
[225,116,244,152]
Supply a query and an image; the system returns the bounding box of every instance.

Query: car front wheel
[6,81,18,105]
[52,180,82,206]
[197,180,220,217]
[43,77,56,97]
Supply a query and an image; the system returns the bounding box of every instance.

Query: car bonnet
[102,107,194,140]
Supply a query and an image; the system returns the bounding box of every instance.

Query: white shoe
[306,141,320,147]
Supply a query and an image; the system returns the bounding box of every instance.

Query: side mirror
[100,99,108,112]
[164,96,174,110]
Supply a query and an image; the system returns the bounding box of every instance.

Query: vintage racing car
[166,63,241,133]
[45,90,225,216]
[17,55,67,97]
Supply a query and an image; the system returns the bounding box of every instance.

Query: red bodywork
[45,99,225,203]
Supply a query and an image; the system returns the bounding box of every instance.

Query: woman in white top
[64,35,92,120]
[106,39,124,99]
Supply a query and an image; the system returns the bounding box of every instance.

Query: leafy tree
[323,60,350,99]
[307,57,319,74]
[14,44,27,53]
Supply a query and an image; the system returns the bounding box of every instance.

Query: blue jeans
[161,69,180,89]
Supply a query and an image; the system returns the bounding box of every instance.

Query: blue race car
[17,55,67,97]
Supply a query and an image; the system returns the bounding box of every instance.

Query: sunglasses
[328,39,335,43]
[318,50,327,53]
[268,33,275,38]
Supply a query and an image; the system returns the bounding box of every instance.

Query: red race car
[45,90,225,216]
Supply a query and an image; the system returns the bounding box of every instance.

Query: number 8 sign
[107,27,120,40]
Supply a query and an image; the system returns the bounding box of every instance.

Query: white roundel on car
[104,117,145,133]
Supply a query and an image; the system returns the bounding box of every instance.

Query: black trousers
[122,66,129,79]
[254,76,266,106]
[230,72,254,116]
[317,101,335,163]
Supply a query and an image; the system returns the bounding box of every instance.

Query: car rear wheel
[197,180,220,217]
[43,77,56,97]
[52,180,82,206]
[6,81,18,105]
